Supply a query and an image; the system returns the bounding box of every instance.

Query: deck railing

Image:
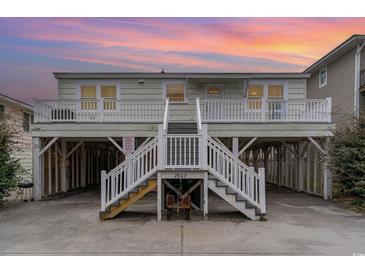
[34,99,166,123]
[34,97,332,124]
[162,134,202,169]
[200,98,332,123]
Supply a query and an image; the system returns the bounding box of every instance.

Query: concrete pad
[0,186,364,255]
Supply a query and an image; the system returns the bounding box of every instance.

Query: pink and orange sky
[1,17,365,103]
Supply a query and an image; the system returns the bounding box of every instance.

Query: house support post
[297,141,305,192]
[32,137,43,200]
[157,172,162,221]
[200,179,204,211]
[81,143,86,188]
[277,145,283,187]
[60,140,68,192]
[323,137,332,200]
[203,171,208,220]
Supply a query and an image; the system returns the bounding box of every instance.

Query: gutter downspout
[354,41,365,119]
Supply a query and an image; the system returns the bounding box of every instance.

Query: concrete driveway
[0,186,364,255]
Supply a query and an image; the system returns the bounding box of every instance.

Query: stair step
[208,179,259,220]
[215,181,226,187]
[101,179,157,220]
[167,123,198,134]
[226,188,237,195]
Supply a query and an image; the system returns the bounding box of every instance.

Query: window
[101,86,117,110]
[319,67,327,88]
[23,112,30,132]
[207,86,222,94]
[268,85,284,99]
[165,83,185,102]
[80,85,97,110]
[0,104,4,113]
[247,85,264,109]
[247,85,264,98]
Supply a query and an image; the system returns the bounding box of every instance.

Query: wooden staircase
[100,179,157,220]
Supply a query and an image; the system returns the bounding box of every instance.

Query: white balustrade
[163,134,202,169]
[101,137,159,211]
[200,98,331,123]
[34,99,166,123]
[100,123,266,215]
[206,137,265,212]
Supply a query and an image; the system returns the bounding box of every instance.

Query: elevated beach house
[32,72,333,220]
[1,93,33,181]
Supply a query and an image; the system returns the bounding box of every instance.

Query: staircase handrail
[195,97,202,131]
[163,98,169,132]
[101,137,159,211]
[206,136,265,211]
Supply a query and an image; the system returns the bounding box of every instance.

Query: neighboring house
[0,93,33,180]
[32,72,334,220]
[305,34,365,126]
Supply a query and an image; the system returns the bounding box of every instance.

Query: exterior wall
[307,48,356,126]
[360,47,365,71]
[57,77,307,122]
[360,48,365,116]
[0,100,32,179]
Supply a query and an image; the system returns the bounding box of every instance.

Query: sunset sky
[1,17,365,103]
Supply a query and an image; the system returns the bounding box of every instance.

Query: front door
[205,84,224,100]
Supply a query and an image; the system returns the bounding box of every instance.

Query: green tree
[329,116,365,198]
[0,114,25,203]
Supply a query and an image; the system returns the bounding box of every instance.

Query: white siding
[58,79,78,100]
[307,48,356,126]
[57,77,306,122]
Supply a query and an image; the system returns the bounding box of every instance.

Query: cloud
[1,17,365,101]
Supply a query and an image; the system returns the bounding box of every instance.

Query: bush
[0,114,25,203]
[329,116,365,197]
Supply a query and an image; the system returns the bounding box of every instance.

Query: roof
[0,93,33,113]
[54,72,310,79]
[304,34,365,74]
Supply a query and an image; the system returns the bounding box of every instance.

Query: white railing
[163,98,169,132]
[34,99,165,123]
[100,137,159,211]
[101,124,265,214]
[163,134,202,169]
[207,137,266,214]
[200,98,332,123]
[195,97,202,131]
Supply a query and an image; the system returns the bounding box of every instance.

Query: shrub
[329,116,365,197]
[0,114,25,203]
